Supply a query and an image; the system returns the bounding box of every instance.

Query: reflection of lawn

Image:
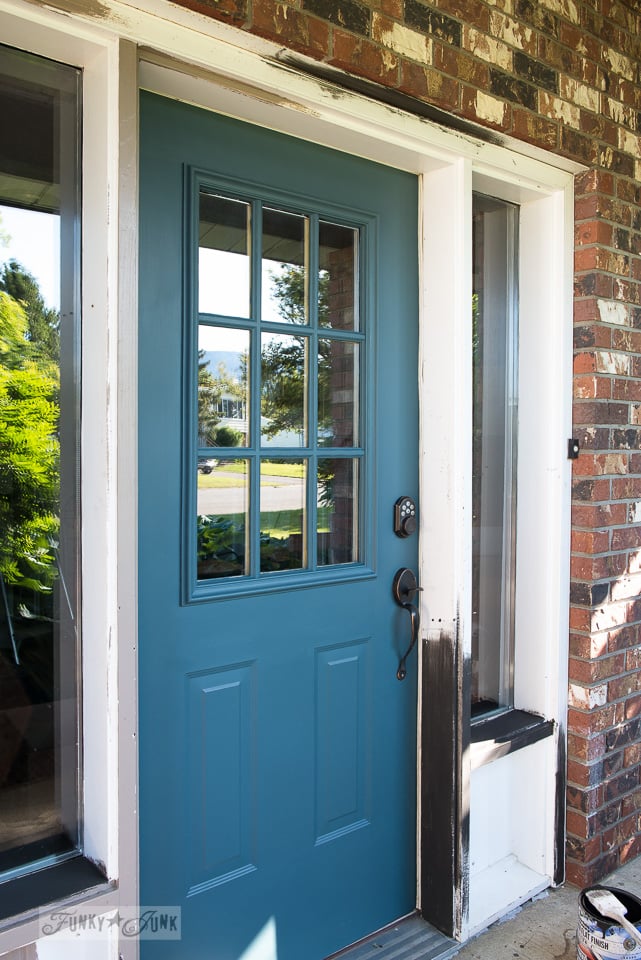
[261,508,331,536]
[215,461,305,479]
[199,461,306,489]
[198,507,330,537]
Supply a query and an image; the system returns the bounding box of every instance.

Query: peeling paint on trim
[275,51,505,147]
[139,47,323,118]
[23,0,113,20]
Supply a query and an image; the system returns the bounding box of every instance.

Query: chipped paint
[141,48,323,119]
[372,14,432,65]
[594,350,630,375]
[619,127,641,159]
[475,90,506,126]
[597,298,629,326]
[569,682,607,710]
[462,25,512,72]
[539,91,580,129]
[539,0,579,23]
[24,0,113,19]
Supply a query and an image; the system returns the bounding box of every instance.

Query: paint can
[577,886,641,959]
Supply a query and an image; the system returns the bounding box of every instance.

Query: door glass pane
[471,194,518,718]
[0,46,80,879]
[199,193,251,318]
[318,339,358,447]
[261,332,307,447]
[261,207,307,324]
[197,458,249,579]
[317,459,358,565]
[198,325,249,448]
[319,221,358,331]
[260,460,306,571]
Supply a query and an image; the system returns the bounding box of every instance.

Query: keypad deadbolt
[394,496,417,538]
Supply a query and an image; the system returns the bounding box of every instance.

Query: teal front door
[139,91,419,960]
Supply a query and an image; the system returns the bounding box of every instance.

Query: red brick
[574,352,598,374]
[572,503,627,527]
[612,329,641,352]
[609,673,641,700]
[613,379,641,402]
[612,526,641,550]
[571,529,610,553]
[570,632,609,659]
[572,478,612,502]
[568,705,617,735]
[575,194,600,221]
[433,43,488,88]
[570,606,592,631]
[569,654,625,684]
[625,695,641,719]
[380,0,402,17]
[559,23,601,63]
[567,833,603,863]
[435,0,489,30]
[574,300,601,323]
[331,30,399,83]
[609,624,641,651]
[575,247,599,272]
[251,0,330,56]
[624,743,641,766]
[399,61,460,111]
[575,220,614,247]
[626,647,641,670]
[568,732,607,763]
[511,107,558,149]
[172,0,248,24]
[566,809,592,840]
[575,273,615,299]
[573,376,611,400]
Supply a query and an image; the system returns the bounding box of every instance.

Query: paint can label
[577,887,641,960]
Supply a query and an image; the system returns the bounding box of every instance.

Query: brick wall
[171,0,641,884]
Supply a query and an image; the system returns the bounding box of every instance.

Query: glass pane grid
[196,188,364,584]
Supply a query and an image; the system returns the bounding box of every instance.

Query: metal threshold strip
[328,914,460,960]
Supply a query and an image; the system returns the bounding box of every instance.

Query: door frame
[0,2,578,955]
[137,48,577,943]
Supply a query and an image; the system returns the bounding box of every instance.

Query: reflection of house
[215,395,248,441]
[4,2,641,959]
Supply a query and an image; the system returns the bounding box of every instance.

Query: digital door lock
[394,496,417,538]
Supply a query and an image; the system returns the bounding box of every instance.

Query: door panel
[139,91,419,960]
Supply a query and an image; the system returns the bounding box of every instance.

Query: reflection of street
[197,471,304,515]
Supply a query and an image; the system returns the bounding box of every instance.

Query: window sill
[470,709,554,771]
[0,855,108,927]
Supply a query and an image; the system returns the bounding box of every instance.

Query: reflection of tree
[198,354,246,447]
[261,265,330,440]
[0,288,59,594]
[1,260,59,363]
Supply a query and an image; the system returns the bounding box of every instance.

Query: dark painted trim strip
[274,54,504,147]
[470,709,555,770]
[0,856,107,924]
[554,728,567,886]
[420,622,470,940]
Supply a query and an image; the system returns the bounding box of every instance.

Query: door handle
[392,567,421,681]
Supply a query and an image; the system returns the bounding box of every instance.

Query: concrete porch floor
[452,859,641,959]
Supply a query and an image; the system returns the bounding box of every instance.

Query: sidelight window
[471,194,519,718]
[0,45,81,881]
